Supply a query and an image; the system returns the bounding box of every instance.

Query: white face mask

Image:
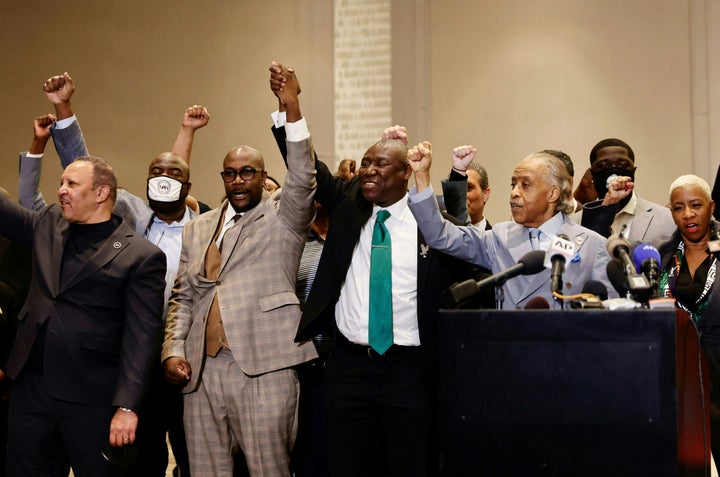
[147,176,185,202]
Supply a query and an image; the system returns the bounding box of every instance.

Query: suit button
[215,280,221,285]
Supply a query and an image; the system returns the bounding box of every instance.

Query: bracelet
[119,407,134,413]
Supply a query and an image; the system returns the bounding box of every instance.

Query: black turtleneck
[60,217,120,284]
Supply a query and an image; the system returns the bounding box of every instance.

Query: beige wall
[397,0,695,223]
[0,0,333,207]
[0,0,714,228]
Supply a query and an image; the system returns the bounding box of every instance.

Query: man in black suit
[0,157,166,476]
[0,188,32,477]
[270,63,469,476]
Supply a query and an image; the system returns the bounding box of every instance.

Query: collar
[537,211,564,238]
[372,193,410,222]
[151,206,194,227]
[222,204,244,226]
[617,192,638,216]
[473,217,487,229]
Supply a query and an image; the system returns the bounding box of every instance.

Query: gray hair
[522,152,574,215]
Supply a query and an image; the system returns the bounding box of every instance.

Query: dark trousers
[127,364,190,477]
[6,367,113,477]
[291,359,331,477]
[324,334,430,477]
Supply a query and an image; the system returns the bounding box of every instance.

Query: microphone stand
[494,286,504,310]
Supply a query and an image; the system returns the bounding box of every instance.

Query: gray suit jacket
[580,193,675,244]
[408,186,617,308]
[162,138,318,391]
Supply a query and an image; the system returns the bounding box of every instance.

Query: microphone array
[443,233,669,310]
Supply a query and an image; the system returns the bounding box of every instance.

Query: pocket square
[570,252,581,263]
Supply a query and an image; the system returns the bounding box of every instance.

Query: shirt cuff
[54,115,77,130]
[24,152,43,159]
[285,117,310,142]
[271,110,286,129]
[408,184,435,202]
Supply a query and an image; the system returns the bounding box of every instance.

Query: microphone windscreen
[631,243,661,273]
[606,259,629,296]
[581,280,609,301]
[519,250,547,275]
[441,279,479,308]
[606,235,631,259]
[524,296,550,309]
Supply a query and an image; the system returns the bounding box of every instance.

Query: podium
[437,309,710,477]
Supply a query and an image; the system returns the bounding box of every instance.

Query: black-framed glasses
[220,167,263,183]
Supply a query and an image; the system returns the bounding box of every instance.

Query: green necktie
[369,210,393,354]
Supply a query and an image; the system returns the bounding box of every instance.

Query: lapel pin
[420,244,429,258]
[113,242,122,249]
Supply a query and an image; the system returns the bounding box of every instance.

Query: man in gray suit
[580,138,675,244]
[1,157,166,476]
[162,73,317,476]
[407,144,616,309]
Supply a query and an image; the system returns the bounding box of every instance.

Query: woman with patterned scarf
[657,173,720,473]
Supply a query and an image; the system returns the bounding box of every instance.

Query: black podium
[437,309,710,477]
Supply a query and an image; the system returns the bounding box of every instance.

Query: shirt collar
[537,211,564,238]
[617,192,638,216]
[151,206,194,227]
[223,204,243,226]
[372,193,410,222]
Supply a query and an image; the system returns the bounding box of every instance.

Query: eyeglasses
[220,167,263,182]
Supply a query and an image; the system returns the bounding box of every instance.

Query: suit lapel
[515,220,589,304]
[59,221,132,294]
[416,229,432,299]
[218,198,268,271]
[629,205,651,242]
[48,220,70,297]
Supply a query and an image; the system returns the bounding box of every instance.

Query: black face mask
[591,167,635,199]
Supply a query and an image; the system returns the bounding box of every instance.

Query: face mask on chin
[147,176,187,202]
[591,167,635,199]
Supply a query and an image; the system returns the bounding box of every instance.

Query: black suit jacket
[272,126,470,356]
[0,194,166,411]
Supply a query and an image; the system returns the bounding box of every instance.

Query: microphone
[582,280,609,301]
[569,280,607,309]
[546,234,575,299]
[631,243,661,296]
[606,258,629,298]
[524,296,550,309]
[606,236,654,305]
[606,236,652,301]
[442,250,547,307]
[606,235,635,276]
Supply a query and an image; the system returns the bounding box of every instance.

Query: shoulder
[635,195,670,215]
[561,220,607,249]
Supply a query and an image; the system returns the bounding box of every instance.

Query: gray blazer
[408,187,617,309]
[580,193,675,244]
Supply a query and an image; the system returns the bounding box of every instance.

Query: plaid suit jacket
[162,139,318,392]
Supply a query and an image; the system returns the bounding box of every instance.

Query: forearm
[280,137,317,234]
[51,119,89,167]
[171,126,195,162]
[18,153,47,211]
